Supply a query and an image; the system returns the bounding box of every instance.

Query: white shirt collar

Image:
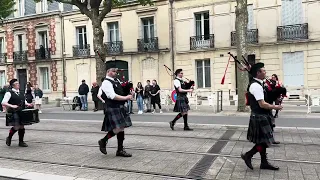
[176,77,182,80]
[105,76,114,81]
[253,78,263,84]
[11,88,19,93]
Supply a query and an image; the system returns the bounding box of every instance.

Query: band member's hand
[102,100,105,103]
[11,105,19,109]
[274,105,283,110]
[126,95,133,100]
[26,103,33,107]
[188,89,194,92]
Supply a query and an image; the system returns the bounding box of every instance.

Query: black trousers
[93,101,99,109]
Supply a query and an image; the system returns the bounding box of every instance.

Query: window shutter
[138,20,142,39]
[25,0,36,15]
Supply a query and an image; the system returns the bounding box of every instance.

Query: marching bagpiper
[241,63,282,170]
[98,61,133,157]
[2,79,35,147]
[169,69,193,131]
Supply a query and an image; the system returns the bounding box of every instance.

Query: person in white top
[169,69,194,131]
[2,79,33,147]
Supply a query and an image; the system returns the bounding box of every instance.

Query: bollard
[55,98,61,107]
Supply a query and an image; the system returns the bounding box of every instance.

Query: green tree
[35,0,153,83]
[0,0,15,20]
[235,0,249,112]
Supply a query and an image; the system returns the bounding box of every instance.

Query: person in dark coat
[241,63,282,171]
[144,80,152,112]
[25,82,33,104]
[150,80,162,113]
[91,82,100,112]
[78,80,89,111]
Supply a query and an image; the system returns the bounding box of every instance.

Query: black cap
[9,79,18,86]
[105,60,117,71]
[249,62,264,76]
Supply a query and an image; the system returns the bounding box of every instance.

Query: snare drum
[18,109,40,125]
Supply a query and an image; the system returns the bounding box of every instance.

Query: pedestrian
[135,82,144,114]
[241,62,282,171]
[271,74,283,118]
[91,82,100,112]
[169,69,193,131]
[144,80,152,112]
[1,84,9,112]
[98,61,133,157]
[150,80,162,113]
[0,85,7,112]
[78,80,89,111]
[25,82,33,104]
[2,79,33,147]
[127,81,134,114]
[34,85,43,113]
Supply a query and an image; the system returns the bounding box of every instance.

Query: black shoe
[241,153,253,170]
[18,141,28,147]
[272,141,280,144]
[274,115,278,118]
[98,140,107,155]
[260,162,279,170]
[116,149,132,157]
[6,137,12,146]
[169,121,174,130]
[184,126,193,131]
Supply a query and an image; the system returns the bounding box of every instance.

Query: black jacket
[78,83,89,95]
[91,85,100,101]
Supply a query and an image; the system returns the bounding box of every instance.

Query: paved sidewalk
[0,120,320,179]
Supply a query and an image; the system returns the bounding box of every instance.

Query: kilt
[173,95,190,113]
[101,105,132,132]
[247,113,274,145]
[6,112,21,127]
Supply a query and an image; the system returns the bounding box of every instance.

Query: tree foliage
[0,0,15,20]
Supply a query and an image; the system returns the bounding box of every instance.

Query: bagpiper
[98,61,133,157]
[169,69,193,131]
[241,63,282,170]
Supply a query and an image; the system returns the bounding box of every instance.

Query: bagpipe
[95,50,133,96]
[163,65,195,89]
[223,52,287,105]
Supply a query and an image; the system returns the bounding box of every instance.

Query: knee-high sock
[117,131,125,151]
[183,114,188,127]
[18,128,25,142]
[102,131,116,142]
[8,127,17,138]
[172,113,182,123]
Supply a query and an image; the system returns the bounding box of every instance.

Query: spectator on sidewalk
[91,82,100,112]
[135,82,144,114]
[25,82,33,104]
[127,81,134,114]
[144,80,152,113]
[271,74,283,118]
[34,85,43,113]
[78,80,89,111]
[150,80,162,114]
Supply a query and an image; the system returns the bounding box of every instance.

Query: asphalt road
[0,112,318,128]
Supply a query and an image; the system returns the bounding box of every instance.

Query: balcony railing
[105,41,123,55]
[35,48,51,60]
[277,23,308,41]
[137,37,159,52]
[231,29,259,46]
[0,53,7,63]
[190,34,214,50]
[13,51,28,62]
[73,44,90,57]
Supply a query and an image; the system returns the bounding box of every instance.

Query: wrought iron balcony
[277,23,308,41]
[231,29,259,46]
[13,51,28,62]
[35,48,51,60]
[190,34,214,50]
[0,53,7,64]
[104,41,123,55]
[137,37,159,52]
[72,44,90,57]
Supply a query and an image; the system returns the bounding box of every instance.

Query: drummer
[2,79,33,147]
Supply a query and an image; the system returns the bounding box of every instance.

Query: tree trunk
[235,0,249,112]
[92,18,106,85]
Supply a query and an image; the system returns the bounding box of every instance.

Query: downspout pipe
[60,13,66,97]
[169,0,175,80]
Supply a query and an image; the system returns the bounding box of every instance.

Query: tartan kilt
[101,105,132,132]
[173,95,190,113]
[247,113,274,144]
[6,112,21,127]
[6,110,40,127]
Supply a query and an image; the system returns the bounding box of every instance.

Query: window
[247,5,254,29]
[0,37,4,54]
[142,17,155,41]
[40,0,47,13]
[281,0,303,26]
[0,71,5,87]
[196,59,211,88]
[76,26,88,49]
[107,22,119,42]
[38,31,48,48]
[19,0,24,16]
[39,67,50,90]
[18,35,23,52]
[195,12,210,39]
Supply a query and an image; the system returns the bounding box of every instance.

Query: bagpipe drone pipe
[163,65,195,89]
[222,52,287,105]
